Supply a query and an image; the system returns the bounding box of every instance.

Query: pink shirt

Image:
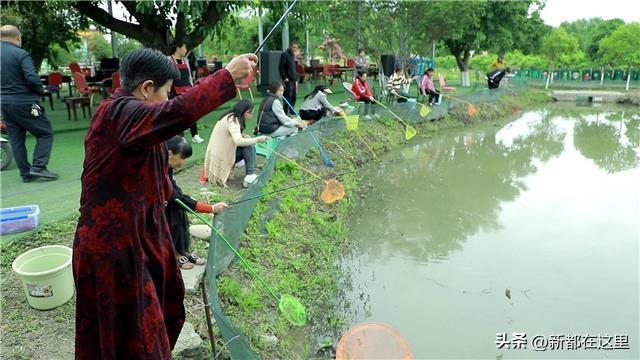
[421,75,435,93]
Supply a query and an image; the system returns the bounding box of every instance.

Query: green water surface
[341,105,639,359]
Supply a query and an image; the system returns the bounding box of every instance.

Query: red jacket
[352,78,372,101]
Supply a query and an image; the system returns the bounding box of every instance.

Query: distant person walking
[0,25,57,182]
[279,41,299,115]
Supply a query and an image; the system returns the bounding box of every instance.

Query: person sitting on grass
[165,135,228,270]
[352,71,377,120]
[487,67,511,89]
[299,85,345,125]
[387,66,411,103]
[420,68,441,106]
[203,100,269,188]
[257,82,307,138]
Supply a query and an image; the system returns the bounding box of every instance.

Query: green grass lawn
[0,79,359,243]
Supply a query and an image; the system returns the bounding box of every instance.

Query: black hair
[166,135,192,159]
[120,48,181,92]
[269,82,283,93]
[304,85,329,100]
[356,71,367,80]
[426,67,434,73]
[220,100,254,132]
[168,42,187,56]
[358,48,365,53]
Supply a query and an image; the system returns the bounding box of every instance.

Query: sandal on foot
[178,256,194,269]
[186,253,206,266]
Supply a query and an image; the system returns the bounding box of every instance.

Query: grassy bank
[0,88,549,359]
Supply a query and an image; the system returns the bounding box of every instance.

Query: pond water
[340,105,639,359]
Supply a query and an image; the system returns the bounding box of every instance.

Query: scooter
[0,120,13,171]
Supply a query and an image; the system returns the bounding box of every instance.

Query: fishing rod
[253,0,299,55]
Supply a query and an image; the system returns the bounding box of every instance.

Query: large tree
[561,17,625,62]
[597,23,640,90]
[71,0,271,54]
[0,0,87,71]
[540,28,582,88]
[408,0,545,86]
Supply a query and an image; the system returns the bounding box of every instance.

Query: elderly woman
[204,100,269,188]
[72,48,256,359]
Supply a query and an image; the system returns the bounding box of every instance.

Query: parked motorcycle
[0,120,13,171]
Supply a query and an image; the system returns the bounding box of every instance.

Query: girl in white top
[204,100,269,187]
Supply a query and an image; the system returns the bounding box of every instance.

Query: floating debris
[505,288,511,299]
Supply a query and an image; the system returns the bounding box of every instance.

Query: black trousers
[300,108,329,123]
[487,80,500,89]
[426,89,441,104]
[1,103,54,179]
[283,80,297,115]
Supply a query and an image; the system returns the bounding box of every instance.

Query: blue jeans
[235,146,256,175]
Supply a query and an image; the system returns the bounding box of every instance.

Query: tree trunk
[454,50,471,87]
[545,67,551,89]
[626,66,631,91]
[355,5,361,52]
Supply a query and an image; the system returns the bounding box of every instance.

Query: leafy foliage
[597,23,640,67]
[0,0,87,71]
[541,28,582,67]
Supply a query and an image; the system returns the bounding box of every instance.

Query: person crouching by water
[487,67,511,89]
[257,82,307,137]
[299,85,345,125]
[203,100,269,188]
[165,135,228,269]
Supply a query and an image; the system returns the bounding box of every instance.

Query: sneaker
[192,135,204,143]
[235,159,245,168]
[22,175,36,183]
[363,115,372,120]
[372,113,381,119]
[243,173,258,187]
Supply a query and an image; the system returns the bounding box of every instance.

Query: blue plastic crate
[0,205,40,235]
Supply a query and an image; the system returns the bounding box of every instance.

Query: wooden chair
[438,73,456,92]
[72,71,101,108]
[236,68,256,101]
[107,71,121,95]
[320,65,336,86]
[47,72,63,99]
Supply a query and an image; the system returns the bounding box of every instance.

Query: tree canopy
[0,0,87,70]
[597,23,640,68]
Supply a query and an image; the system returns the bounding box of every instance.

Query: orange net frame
[320,179,345,204]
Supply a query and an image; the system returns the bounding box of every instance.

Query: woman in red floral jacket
[73,48,256,359]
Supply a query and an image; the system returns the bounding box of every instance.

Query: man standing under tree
[0,25,58,182]
[279,41,299,115]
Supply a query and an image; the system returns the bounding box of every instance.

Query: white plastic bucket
[12,245,74,310]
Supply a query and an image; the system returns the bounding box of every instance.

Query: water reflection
[341,106,640,359]
[353,110,571,263]
[573,111,640,173]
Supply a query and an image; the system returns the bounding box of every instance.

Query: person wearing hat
[298,85,344,125]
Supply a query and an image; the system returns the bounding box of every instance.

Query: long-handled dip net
[265,147,346,204]
[176,199,307,326]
